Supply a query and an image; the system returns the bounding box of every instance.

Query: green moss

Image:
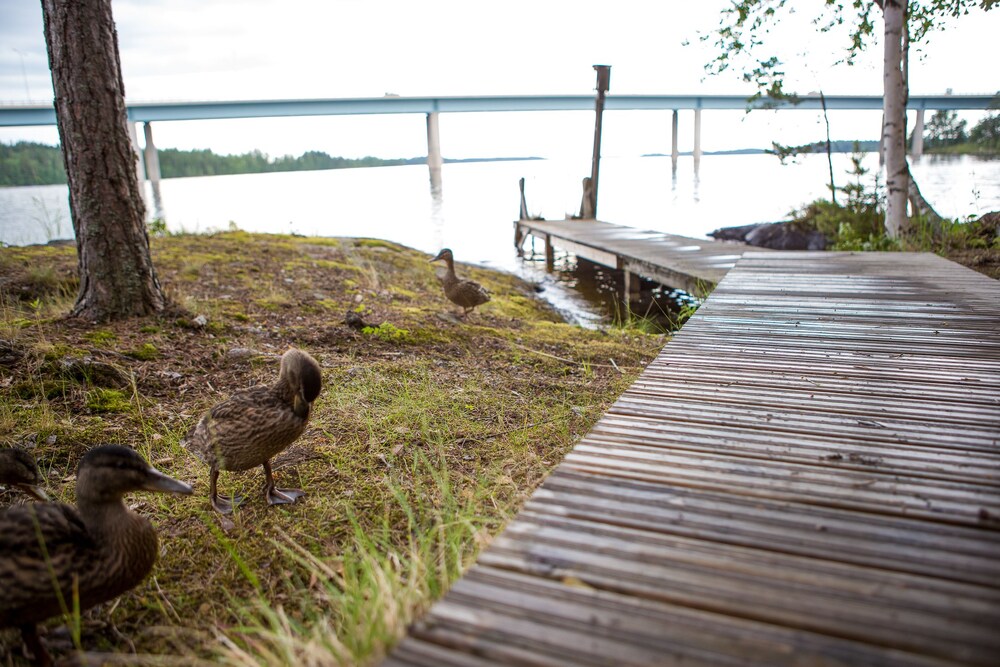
[362,322,411,343]
[85,388,131,413]
[82,330,117,346]
[125,343,159,361]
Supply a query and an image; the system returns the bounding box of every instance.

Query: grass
[0,231,665,666]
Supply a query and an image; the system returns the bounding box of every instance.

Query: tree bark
[41,0,166,321]
[882,0,910,238]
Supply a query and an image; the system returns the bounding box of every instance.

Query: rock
[711,221,828,251]
[59,357,131,388]
[193,314,208,327]
[344,310,370,330]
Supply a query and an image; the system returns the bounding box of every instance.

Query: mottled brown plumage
[0,447,48,502]
[430,248,491,317]
[183,347,322,514]
[0,445,192,666]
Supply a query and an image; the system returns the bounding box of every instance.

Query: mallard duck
[0,446,48,502]
[0,445,191,666]
[429,248,491,317]
[183,347,322,514]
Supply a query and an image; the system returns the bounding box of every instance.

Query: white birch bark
[882,0,910,238]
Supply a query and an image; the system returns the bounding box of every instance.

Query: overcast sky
[0,0,997,158]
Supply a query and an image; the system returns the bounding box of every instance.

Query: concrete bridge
[1,93,993,184]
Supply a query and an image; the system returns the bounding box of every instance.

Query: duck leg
[20,624,51,667]
[210,468,245,515]
[263,460,305,505]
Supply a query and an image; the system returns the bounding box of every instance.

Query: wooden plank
[531,470,1000,586]
[404,567,959,667]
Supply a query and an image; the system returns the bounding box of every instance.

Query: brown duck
[183,347,322,514]
[0,445,192,666]
[0,446,48,502]
[430,248,491,317]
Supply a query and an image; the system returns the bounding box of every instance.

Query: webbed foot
[211,493,246,515]
[266,486,306,505]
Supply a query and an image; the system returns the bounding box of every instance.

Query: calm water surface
[2,153,998,325]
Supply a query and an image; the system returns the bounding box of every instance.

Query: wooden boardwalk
[515,218,753,295]
[384,251,1000,667]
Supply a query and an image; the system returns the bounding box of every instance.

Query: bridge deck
[384,251,1000,666]
[515,218,752,294]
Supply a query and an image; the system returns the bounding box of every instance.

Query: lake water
[2,153,998,325]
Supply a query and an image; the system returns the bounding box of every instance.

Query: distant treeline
[0,141,68,186]
[0,142,432,186]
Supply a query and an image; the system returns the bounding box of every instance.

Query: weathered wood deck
[515,218,753,295]
[384,250,1000,666]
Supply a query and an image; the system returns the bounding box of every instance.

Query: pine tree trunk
[882,0,910,238]
[41,0,166,321]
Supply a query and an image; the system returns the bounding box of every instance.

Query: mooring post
[544,234,554,272]
[143,122,161,186]
[588,65,611,220]
[623,270,641,317]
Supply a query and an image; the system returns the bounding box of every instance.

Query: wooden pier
[384,250,1000,666]
[515,218,754,296]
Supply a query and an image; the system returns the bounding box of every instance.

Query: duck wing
[0,502,97,627]
[447,278,491,308]
[184,385,305,471]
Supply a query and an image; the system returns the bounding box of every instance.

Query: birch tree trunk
[41,0,166,321]
[882,0,911,238]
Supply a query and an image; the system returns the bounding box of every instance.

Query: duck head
[280,348,323,406]
[0,447,48,501]
[75,445,192,505]
[429,248,454,264]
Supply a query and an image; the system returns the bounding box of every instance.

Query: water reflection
[519,246,701,333]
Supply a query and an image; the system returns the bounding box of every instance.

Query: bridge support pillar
[127,122,146,185]
[693,108,702,164]
[143,122,161,185]
[426,112,443,177]
[911,109,925,158]
[671,110,679,165]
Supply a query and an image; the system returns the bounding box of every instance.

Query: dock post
[911,109,925,158]
[671,110,679,166]
[127,121,146,185]
[426,112,443,188]
[143,122,161,186]
[588,65,611,219]
[693,108,702,165]
[544,234,554,272]
[623,270,641,317]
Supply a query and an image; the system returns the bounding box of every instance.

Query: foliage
[0,141,66,186]
[703,1,996,100]
[789,147,889,250]
[966,110,1000,150]
[921,109,968,147]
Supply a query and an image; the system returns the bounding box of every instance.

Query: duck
[429,248,491,317]
[183,347,322,514]
[0,445,192,666]
[0,446,48,502]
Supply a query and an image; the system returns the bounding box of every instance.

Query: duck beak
[141,466,193,495]
[429,251,445,262]
[15,483,49,502]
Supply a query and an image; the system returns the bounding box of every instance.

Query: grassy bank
[0,232,664,665]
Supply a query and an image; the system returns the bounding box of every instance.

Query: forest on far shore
[0,142,433,187]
